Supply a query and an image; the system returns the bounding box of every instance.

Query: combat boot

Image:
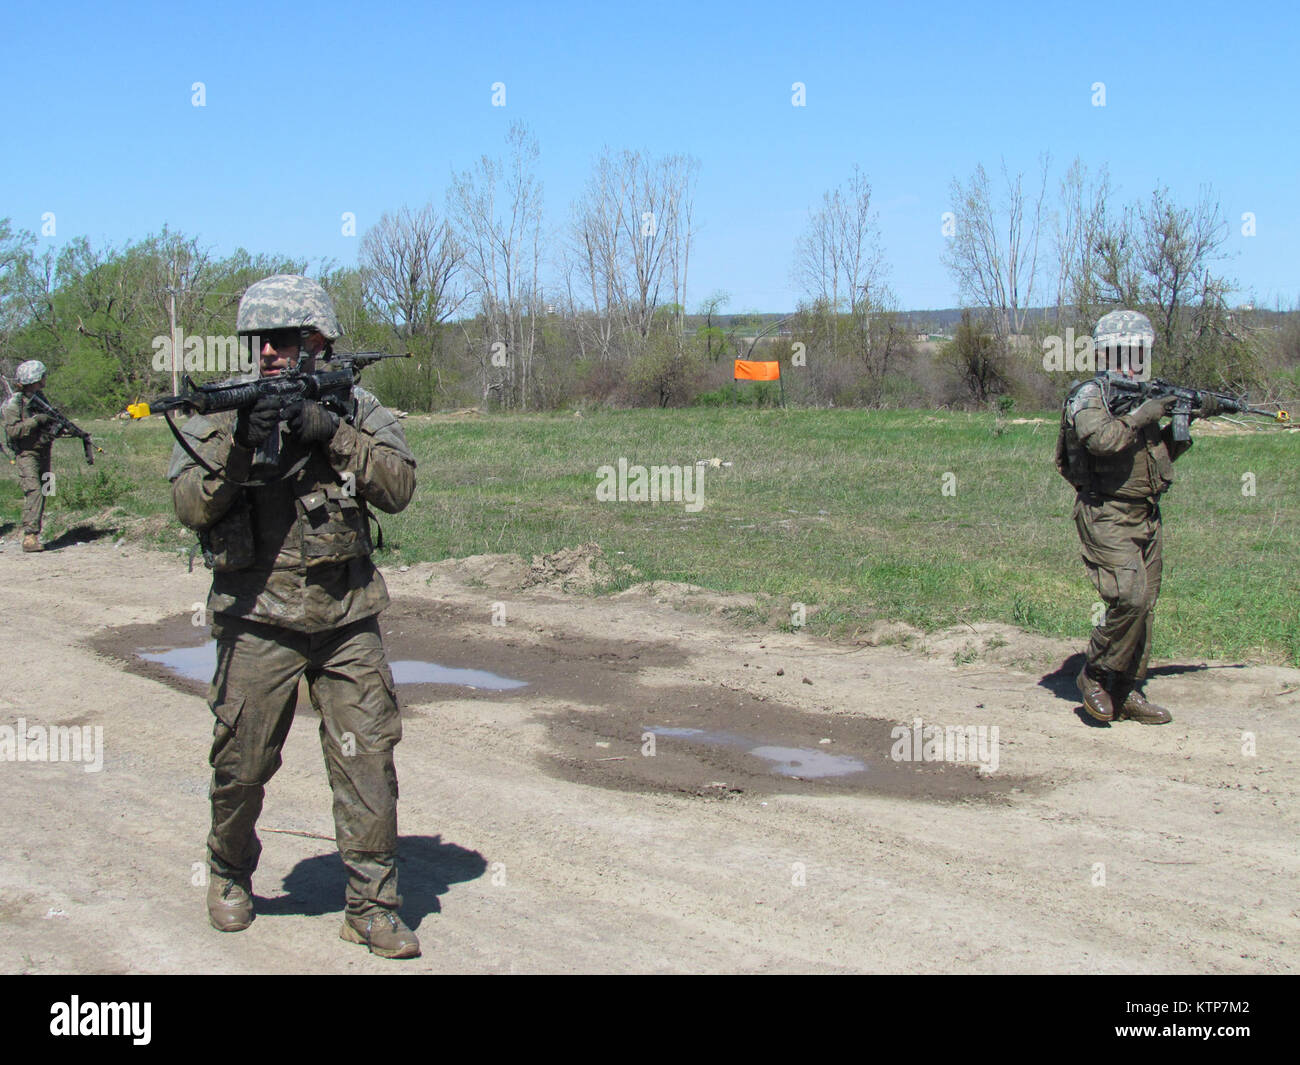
[1116,687,1172,725]
[340,910,421,959]
[1077,664,1115,723]
[22,534,42,553]
[207,874,254,932]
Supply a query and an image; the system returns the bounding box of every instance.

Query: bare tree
[450,122,545,409]
[360,204,465,342]
[1137,187,1231,355]
[568,148,699,358]
[663,154,698,342]
[1090,185,1238,381]
[793,166,901,402]
[1053,158,1113,329]
[568,151,623,361]
[943,157,1050,344]
[1092,204,1144,311]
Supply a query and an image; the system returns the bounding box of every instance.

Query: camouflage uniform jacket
[169,386,416,633]
[2,392,52,454]
[1057,375,1191,501]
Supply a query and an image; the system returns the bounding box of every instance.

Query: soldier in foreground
[2,360,56,552]
[1056,310,1222,725]
[170,275,420,957]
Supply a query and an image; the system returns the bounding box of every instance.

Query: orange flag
[733,359,781,381]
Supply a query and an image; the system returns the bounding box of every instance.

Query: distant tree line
[939,156,1296,408]
[1,130,1297,416]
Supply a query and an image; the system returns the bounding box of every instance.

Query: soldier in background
[2,360,56,552]
[170,275,421,957]
[1056,309,1222,725]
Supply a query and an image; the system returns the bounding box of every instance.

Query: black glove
[234,395,281,449]
[1127,394,1178,428]
[285,399,339,444]
[1195,394,1223,418]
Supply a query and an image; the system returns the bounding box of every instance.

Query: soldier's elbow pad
[386,468,418,514]
[171,494,206,532]
[172,480,222,532]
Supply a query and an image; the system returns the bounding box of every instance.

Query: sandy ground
[0,535,1296,974]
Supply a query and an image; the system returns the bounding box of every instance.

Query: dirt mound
[425,552,530,590]
[403,546,635,595]
[612,580,763,616]
[919,621,1076,674]
[854,619,927,647]
[522,541,635,594]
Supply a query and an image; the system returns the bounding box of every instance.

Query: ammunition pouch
[296,482,372,568]
[199,494,256,572]
[1054,407,1091,488]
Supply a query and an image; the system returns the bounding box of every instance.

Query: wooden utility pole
[168,286,179,395]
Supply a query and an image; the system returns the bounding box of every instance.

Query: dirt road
[1,537,1296,973]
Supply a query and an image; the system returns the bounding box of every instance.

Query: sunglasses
[258,329,305,351]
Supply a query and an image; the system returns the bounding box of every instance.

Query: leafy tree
[944,310,1006,405]
[696,291,730,362]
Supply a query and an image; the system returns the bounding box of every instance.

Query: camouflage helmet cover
[1093,309,1155,351]
[236,275,342,340]
[15,360,47,385]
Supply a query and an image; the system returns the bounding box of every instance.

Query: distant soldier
[170,275,420,957]
[2,360,56,552]
[1056,310,1224,724]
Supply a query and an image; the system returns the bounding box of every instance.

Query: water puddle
[748,745,867,779]
[644,725,868,779]
[389,661,527,690]
[138,643,216,683]
[136,642,527,691]
[96,604,1032,802]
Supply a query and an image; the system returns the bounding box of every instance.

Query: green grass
[5,408,1297,665]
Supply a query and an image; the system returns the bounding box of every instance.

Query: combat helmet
[236,275,342,341]
[1093,309,1154,374]
[15,360,47,385]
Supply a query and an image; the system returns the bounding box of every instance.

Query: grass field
[5,408,1297,665]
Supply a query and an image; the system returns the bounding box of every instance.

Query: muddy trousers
[15,448,51,535]
[205,613,403,916]
[1073,495,1163,683]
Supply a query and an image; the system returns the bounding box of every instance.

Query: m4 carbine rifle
[27,391,103,465]
[1100,372,1290,442]
[127,351,410,483]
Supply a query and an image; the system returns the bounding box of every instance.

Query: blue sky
[3,0,1297,312]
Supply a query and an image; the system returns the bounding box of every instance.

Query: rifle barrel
[130,360,390,421]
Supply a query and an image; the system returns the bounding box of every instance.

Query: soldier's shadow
[1039,653,1248,725]
[44,524,117,551]
[256,834,487,930]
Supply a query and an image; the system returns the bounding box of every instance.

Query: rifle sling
[164,409,310,488]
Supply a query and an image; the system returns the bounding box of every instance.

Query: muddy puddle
[90,600,540,708]
[539,694,1026,801]
[137,641,527,691]
[90,597,1031,803]
[644,727,868,779]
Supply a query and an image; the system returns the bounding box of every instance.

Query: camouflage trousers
[14,448,51,535]
[206,613,403,916]
[1074,494,1163,682]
